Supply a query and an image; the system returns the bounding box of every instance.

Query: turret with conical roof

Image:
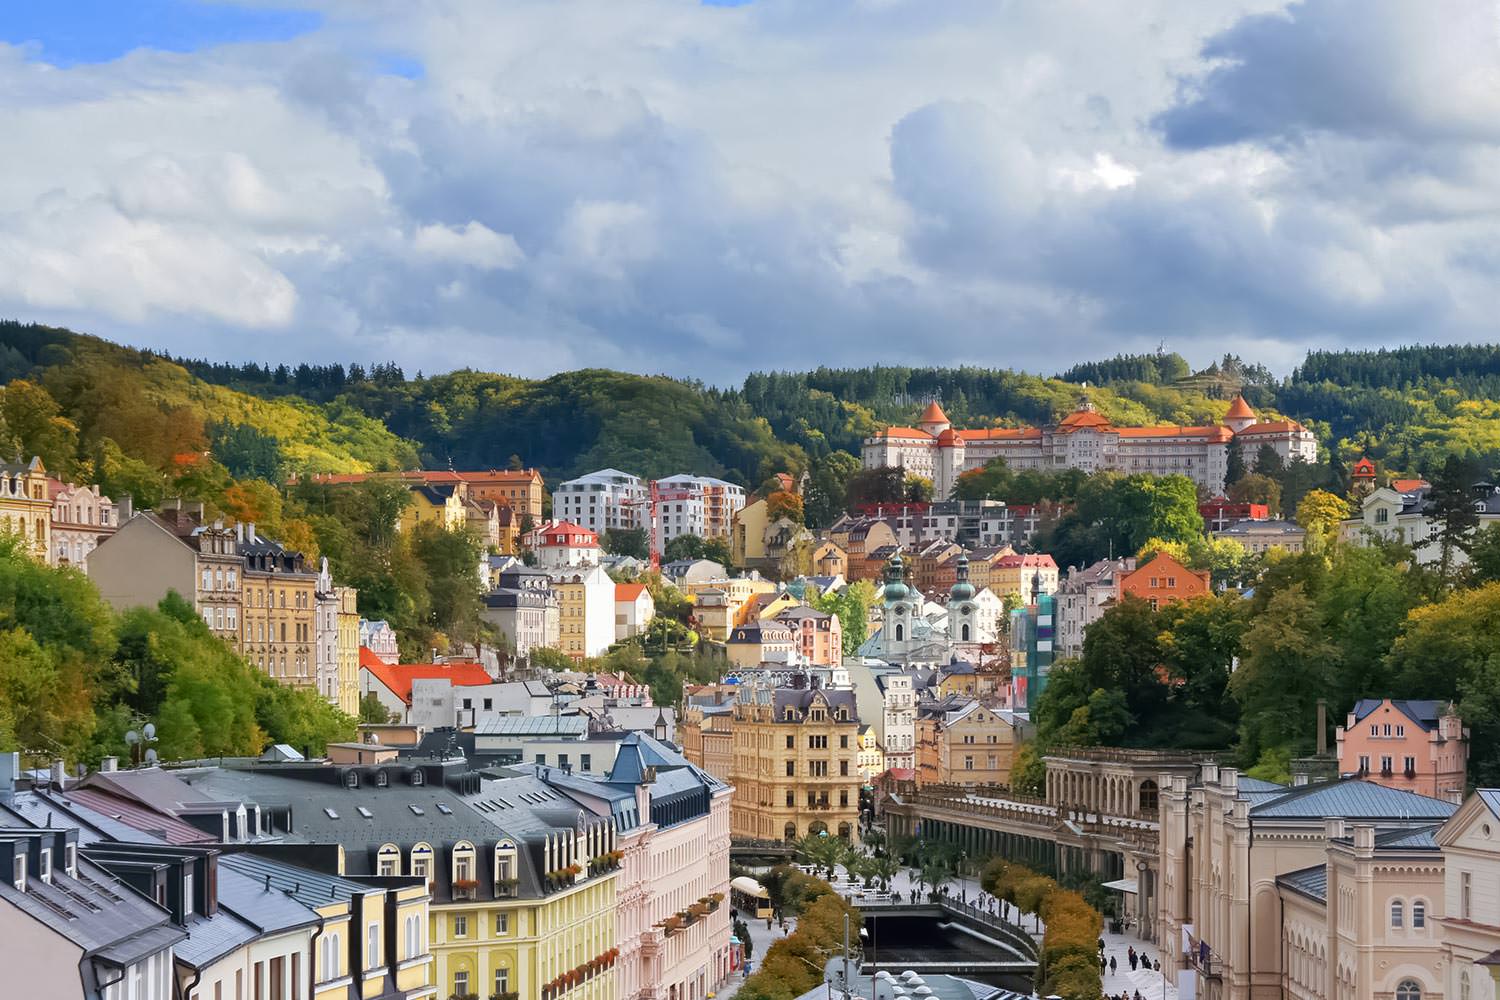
[917,400,951,437]
[1224,394,1257,434]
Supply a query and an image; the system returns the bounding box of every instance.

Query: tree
[1295,489,1352,547]
[529,647,574,671]
[359,692,396,724]
[904,474,933,503]
[0,379,79,476]
[1254,443,1285,476]
[1225,438,1247,487]
[803,451,860,528]
[1428,454,1480,582]
[844,466,905,509]
[1469,523,1500,585]
[766,491,804,525]
[663,534,732,566]
[1229,583,1337,764]
[1228,473,1282,514]
[809,579,877,656]
[600,527,650,560]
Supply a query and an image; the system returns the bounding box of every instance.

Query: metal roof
[476,715,588,737]
[1249,779,1457,821]
[1277,865,1327,903]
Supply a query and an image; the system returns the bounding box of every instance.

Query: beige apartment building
[89,500,244,648]
[679,689,735,782]
[729,686,861,843]
[240,528,319,689]
[336,586,361,713]
[913,698,1016,788]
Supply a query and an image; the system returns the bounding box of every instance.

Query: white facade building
[1053,557,1135,658]
[863,396,1317,498]
[551,469,647,536]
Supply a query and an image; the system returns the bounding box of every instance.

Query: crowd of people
[1099,939,1166,1000]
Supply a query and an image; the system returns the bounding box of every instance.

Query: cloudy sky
[1,0,1496,384]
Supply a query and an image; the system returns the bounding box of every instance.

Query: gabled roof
[1277,864,1326,902]
[358,650,493,705]
[614,582,649,602]
[1237,420,1307,435]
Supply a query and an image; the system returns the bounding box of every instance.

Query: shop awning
[1101,878,1138,895]
[731,876,769,898]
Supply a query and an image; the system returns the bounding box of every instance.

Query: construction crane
[620,480,695,571]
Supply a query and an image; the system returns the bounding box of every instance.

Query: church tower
[948,553,978,645]
[882,552,914,659]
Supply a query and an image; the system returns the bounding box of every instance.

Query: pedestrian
[1109,956,1117,975]
[1098,937,1106,955]
[1154,959,1161,972]
[1100,956,1106,975]
[1129,951,1138,972]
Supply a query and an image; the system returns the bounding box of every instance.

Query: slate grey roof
[220,853,375,909]
[1373,826,1442,850]
[216,862,322,934]
[1349,699,1446,731]
[1477,789,1500,820]
[1237,777,1287,794]
[1277,865,1327,903]
[771,688,860,724]
[1248,779,1457,821]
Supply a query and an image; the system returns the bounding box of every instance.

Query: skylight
[436,804,452,815]
[324,808,339,819]
[357,807,373,819]
[409,805,424,816]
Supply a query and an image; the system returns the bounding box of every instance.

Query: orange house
[1117,551,1209,610]
[1335,698,1468,803]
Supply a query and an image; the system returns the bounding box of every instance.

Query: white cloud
[412,221,524,270]
[0,0,1495,382]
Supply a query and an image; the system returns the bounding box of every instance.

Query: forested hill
[9,321,1500,489]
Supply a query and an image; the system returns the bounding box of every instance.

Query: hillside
[11,322,1500,495]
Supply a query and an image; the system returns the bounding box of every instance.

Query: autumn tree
[1295,488,1352,546]
[1228,472,1283,514]
[1229,583,1337,770]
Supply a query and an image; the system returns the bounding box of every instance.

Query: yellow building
[681,576,776,641]
[0,455,52,561]
[729,686,862,842]
[336,585,361,714]
[732,498,769,567]
[914,699,1016,788]
[856,725,885,781]
[402,483,469,533]
[240,531,319,689]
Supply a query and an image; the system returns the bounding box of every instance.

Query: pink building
[774,605,844,666]
[1336,698,1468,802]
[605,735,734,1000]
[47,479,119,571]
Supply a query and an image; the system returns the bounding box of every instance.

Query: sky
[1,0,1497,384]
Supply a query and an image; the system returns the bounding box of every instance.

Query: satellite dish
[144,749,159,764]
[125,731,140,745]
[143,723,156,740]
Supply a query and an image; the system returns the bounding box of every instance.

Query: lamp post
[1137,859,1163,1000]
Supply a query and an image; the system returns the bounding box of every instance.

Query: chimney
[49,759,66,790]
[1324,817,1347,840]
[100,756,118,773]
[118,493,134,521]
[1353,825,1376,853]
[1316,699,1328,755]
[247,522,256,543]
[0,752,19,804]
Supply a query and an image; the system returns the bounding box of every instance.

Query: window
[1413,900,1425,928]
[1397,724,1405,737]
[840,735,849,749]
[495,912,509,935]
[12,855,25,891]
[321,934,340,980]
[1371,724,1379,736]
[39,848,50,885]
[495,969,510,996]
[404,914,422,959]
[964,755,974,770]
[840,761,849,776]
[786,760,795,777]
[378,844,400,877]
[1391,900,1403,927]
[1463,872,1473,918]
[1395,981,1421,1000]
[453,915,468,938]
[581,754,592,772]
[1405,756,1417,774]
[366,923,380,968]
[454,971,469,996]
[1358,755,1370,772]
[65,844,75,877]
[786,791,795,808]
[786,735,794,749]
[1382,756,1394,773]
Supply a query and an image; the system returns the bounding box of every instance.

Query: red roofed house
[358,647,496,724]
[614,582,655,641]
[1118,551,1211,611]
[1200,498,1271,531]
[528,519,601,568]
[860,393,1316,498]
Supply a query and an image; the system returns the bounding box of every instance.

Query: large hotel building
[862,395,1317,498]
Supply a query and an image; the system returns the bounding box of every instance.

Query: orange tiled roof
[615,583,649,601]
[871,426,933,440]
[1235,420,1307,435]
[919,401,949,424]
[358,648,492,705]
[1057,409,1113,431]
[1225,395,1257,420]
[956,427,1043,441]
[1116,425,1233,442]
[1353,457,1376,475]
[1391,478,1429,493]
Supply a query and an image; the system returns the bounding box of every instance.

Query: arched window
[375,770,389,787]
[344,771,359,789]
[1412,900,1426,928]
[1138,779,1159,814]
[452,841,476,888]
[894,623,904,641]
[377,844,401,877]
[410,843,433,881]
[783,822,797,841]
[1396,981,1422,1000]
[494,840,518,894]
[410,769,425,786]
[961,624,970,641]
[1460,969,1471,1000]
[1391,899,1404,928]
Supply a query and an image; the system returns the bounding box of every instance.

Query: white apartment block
[653,474,747,554]
[551,468,648,536]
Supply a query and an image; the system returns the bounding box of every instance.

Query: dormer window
[411,770,425,786]
[64,844,76,878]
[184,871,194,916]
[410,843,433,881]
[39,848,51,885]
[378,844,401,877]
[345,771,359,789]
[13,855,25,892]
[376,770,389,787]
